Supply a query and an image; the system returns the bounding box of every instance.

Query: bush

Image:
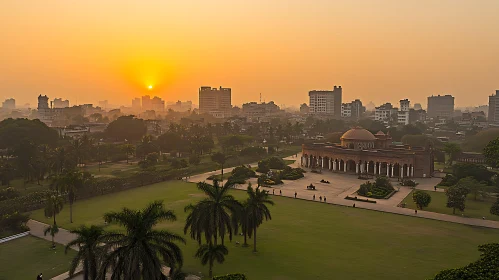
[0,187,20,201]
[256,160,270,173]
[189,155,201,165]
[412,190,432,210]
[356,177,394,199]
[231,165,256,179]
[0,212,29,234]
[213,273,248,280]
[279,166,305,180]
[439,174,458,187]
[268,156,286,169]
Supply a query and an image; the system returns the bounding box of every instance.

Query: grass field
[0,236,76,280]
[29,180,499,280]
[402,190,499,221]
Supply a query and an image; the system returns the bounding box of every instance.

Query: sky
[1,0,499,108]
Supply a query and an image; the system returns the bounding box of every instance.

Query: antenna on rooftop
[260,93,262,103]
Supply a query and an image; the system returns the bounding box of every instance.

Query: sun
[148,85,153,90]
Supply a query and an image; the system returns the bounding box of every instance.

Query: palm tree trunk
[253,226,257,252]
[70,202,73,223]
[243,231,248,246]
[209,261,213,278]
[221,164,224,182]
[453,207,456,214]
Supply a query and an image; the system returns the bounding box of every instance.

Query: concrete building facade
[488,90,499,124]
[199,86,232,118]
[309,86,342,117]
[427,95,455,119]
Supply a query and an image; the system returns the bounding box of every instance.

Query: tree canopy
[462,128,499,152]
[0,118,58,149]
[483,137,499,168]
[104,116,147,142]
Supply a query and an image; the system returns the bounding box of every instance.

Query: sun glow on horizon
[148,85,153,90]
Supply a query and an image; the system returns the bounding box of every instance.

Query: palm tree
[99,201,185,280]
[184,181,242,245]
[52,170,90,223]
[211,152,228,181]
[44,192,64,248]
[65,225,104,280]
[44,224,59,248]
[239,201,251,247]
[443,142,462,166]
[195,243,228,278]
[246,184,274,252]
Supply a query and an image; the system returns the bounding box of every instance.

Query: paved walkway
[188,154,499,229]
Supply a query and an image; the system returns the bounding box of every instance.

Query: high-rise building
[427,95,455,119]
[53,98,70,108]
[132,98,141,111]
[413,103,423,110]
[2,98,15,110]
[300,103,309,115]
[37,95,53,123]
[341,99,365,120]
[142,95,152,111]
[151,96,165,112]
[308,86,342,117]
[398,99,410,125]
[375,103,398,125]
[488,90,499,124]
[166,100,193,112]
[199,86,232,118]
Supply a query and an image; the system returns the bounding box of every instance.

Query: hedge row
[0,168,184,216]
[213,273,248,280]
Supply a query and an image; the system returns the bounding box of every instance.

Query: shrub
[239,146,266,157]
[356,177,394,199]
[256,160,270,173]
[412,190,432,210]
[189,155,201,165]
[0,187,20,201]
[231,165,256,179]
[439,174,458,187]
[279,166,305,180]
[0,211,29,234]
[268,156,286,169]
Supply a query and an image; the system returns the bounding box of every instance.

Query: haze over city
[2,0,499,107]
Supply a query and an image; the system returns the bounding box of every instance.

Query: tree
[451,163,494,184]
[445,186,469,214]
[184,181,241,245]
[99,201,185,280]
[433,243,499,280]
[44,192,64,247]
[211,152,228,182]
[120,144,135,164]
[455,177,488,201]
[195,243,228,278]
[412,190,432,210]
[462,128,499,152]
[105,115,147,142]
[65,225,104,280]
[483,137,499,168]
[0,118,58,150]
[246,184,274,252]
[443,142,462,166]
[53,170,91,223]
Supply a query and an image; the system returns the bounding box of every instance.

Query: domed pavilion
[301,127,434,178]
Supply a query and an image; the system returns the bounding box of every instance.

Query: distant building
[142,95,152,111]
[488,90,499,124]
[166,100,192,112]
[427,95,454,119]
[341,99,365,120]
[199,86,232,118]
[375,103,397,125]
[38,95,52,123]
[308,86,342,117]
[132,98,141,111]
[413,103,423,110]
[151,96,165,112]
[300,103,309,115]
[409,109,427,124]
[98,100,109,110]
[53,98,69,108]
[397,99,410,125]
[2,98,15,110]
[242,101,281,120]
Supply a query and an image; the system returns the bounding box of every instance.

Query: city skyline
[1,1,499,107]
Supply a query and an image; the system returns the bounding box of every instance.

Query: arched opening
[339,159,345,172]
[346,160,356,173]
[368,160,375,174]
[323,156,330,170]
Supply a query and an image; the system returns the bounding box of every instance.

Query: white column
[386,164,390,177]
[356,163,359,174]
[321,158,324,168]
[333,161,336,171]
[407,166,410,177]
[301,156,304,166]
[344,161,347,172]
[400,166,404,178]
[367,162,370,174]
[378,163,382,175]
[411,166,414,177]
[374,163,377,175]
[391,165,395,178]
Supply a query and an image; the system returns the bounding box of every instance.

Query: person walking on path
[313,194,315,200]
[353,203,356,208]
[319,196,322,202]
[324,196,327,203]
[294,192,297,198]
[273,189,275,195]
[415,209,418,214]
[37,273,43,280]
[280,190,282,195]
[434,186,437,191]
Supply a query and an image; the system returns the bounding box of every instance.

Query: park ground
[28,180,499,280]
[0,236,76,280]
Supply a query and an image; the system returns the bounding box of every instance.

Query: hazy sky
[1,0,499,108]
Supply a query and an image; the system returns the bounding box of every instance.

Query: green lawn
[29,180,499,280]
[7,179,50,195]
[402,190,499,221]
[0,236,76,280]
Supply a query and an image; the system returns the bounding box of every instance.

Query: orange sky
[1,0,499,108]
